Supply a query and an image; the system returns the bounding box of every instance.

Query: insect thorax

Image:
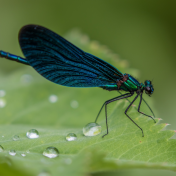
[117,74,140,92]
[101,74,141,92]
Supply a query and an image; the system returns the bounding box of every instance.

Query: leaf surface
[0,30,175,176]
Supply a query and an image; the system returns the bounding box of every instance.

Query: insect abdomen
[101,84,118,91]
[0,50,29,65]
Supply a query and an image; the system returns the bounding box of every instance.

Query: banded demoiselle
[0,25,155,137]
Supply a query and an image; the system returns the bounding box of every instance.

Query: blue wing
[19,25,123,87]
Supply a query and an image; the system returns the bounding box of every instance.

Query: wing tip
[18,24,47,42]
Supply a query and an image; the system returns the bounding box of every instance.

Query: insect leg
[0,51,29,65]
[101,92,134,138]
[138,93,156,123]
[142,97,155,118]
[95,93,130,123]
[118,90,138,111]
[124,94,144,137]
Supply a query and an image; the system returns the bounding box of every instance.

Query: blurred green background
[0,0,176,175]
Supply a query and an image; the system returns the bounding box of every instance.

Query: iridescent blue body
[0,25,155,137]
[101,74,142,92]
[0,50,29,65]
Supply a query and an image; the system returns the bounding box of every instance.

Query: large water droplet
[0,90,6,97]
[21,153,26,157]
[70,100,79,108]
[26,129,39,139]
[9,150,16,156]
[43,147,59,158]
[49,95,58,103]
[13,135,20,141]
[0,99,6,108]
[66,133,77,141]
[83,122,101,136]
[0,145,4,152]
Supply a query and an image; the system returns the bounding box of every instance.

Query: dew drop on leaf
[49,95,58,103]
[26,150,30,153]
[43,147,59,158]
[66,133,77,141]
[13,135,20,141]
[21,153,26,157]
[0,98,6,108]
[26,129,39,139]
[70,100,79,108]
[83,122,101,136]
[9,150,16,156]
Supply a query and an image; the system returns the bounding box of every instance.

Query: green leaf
[0,30,175,176]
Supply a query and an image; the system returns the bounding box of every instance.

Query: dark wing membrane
[19,25,123,87]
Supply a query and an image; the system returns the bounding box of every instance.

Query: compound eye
[145,86,154,95]
[145,86,151,94]
[144,80,154,95]
[145,80,151,86]
[146,86,150,91]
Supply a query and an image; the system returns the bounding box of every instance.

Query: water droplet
[70,100,79,108]
[20,74,33,84]
[83,122,101,136]
[26,150,30,153]
[38,171,51,176]
[0,90,6,97]
[2,136,4,138]
[0,145,4,152]
[0,99,6,108]
[49,95,58,103]
[13,135,20,141]
[66,133,77,141]
[26,129,39,139]
[9,150,16,156]
[21,153,26,157]
[64,158,72,165]
[43,147,59,158]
